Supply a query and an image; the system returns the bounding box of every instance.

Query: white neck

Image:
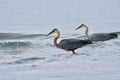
[54,30,60,48]
[83,25,91,40]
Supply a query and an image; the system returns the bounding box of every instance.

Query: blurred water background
[0,0,120,80]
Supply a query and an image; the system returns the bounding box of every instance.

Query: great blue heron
[75,24,118,41]
[46,29,92,54]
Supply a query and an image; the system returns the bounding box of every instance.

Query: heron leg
[72,50,77,54]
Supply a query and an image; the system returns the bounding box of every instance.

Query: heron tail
[109,33,118,38]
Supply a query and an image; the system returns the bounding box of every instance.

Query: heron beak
[46,30,54,36]
[75,25,83,30]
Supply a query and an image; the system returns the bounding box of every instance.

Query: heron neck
[54,31,60,48]
[84,26,91,40]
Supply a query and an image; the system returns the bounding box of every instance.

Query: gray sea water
[0,0,120,80]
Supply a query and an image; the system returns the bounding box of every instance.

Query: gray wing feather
[91,33,118,41]
[59,39,88,50]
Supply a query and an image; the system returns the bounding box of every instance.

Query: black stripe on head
[53,28,58,31]
[81,24,84,26]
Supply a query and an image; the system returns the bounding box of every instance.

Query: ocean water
[0,0,120,80]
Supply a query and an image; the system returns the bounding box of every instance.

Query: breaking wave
[0,33,47,49]
[0,41,32,49]
[0,33,45,40]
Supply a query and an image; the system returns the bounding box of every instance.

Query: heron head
[75,24,87,30]
[46,28,59,36]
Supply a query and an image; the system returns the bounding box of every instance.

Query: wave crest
[0,42,32,49]
[0,33,45,40]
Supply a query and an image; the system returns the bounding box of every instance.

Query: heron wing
[91,33,118,41]
[59,39,90,50]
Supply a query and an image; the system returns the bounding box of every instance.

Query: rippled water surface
[0,32,120,80]
[0,0,120,80]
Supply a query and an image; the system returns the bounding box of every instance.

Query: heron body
[75,24,118,41]
[59,39,92,52]
[91,33,118,41]
[46,29,92,54]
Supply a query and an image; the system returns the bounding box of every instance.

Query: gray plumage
[91,33,118,41]
[75,24,118,41]
[59,39,92,51]
[46,29,92,54]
